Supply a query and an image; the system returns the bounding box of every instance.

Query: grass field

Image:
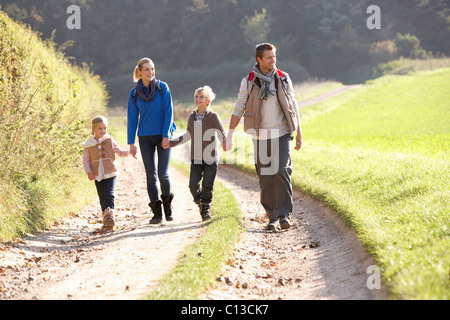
[301,69,449,156]
[218,68,449,299]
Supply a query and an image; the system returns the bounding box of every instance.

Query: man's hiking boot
[161,193,174,221]
[102,207,115,231]
[266,219,279,231]
[279,216,291,230]
[149,200,163,224]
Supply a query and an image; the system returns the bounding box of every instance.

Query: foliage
[394,33,430,59]
[0,11,108,241]
[240,8,272,46]
[1,0,448,104]
[369,39,399,64]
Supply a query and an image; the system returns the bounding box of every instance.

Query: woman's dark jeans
[139,135,172,203]
[95,176,116,212]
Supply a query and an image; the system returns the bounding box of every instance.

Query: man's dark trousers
[254,133,293,222]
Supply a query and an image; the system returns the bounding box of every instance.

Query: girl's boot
[102,207,115,230]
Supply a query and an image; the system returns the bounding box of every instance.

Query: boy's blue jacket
[127,80,177,145]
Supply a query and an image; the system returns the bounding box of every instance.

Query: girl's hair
[133,57,155,82]
[195,85,216,104]
[92,116,108,127]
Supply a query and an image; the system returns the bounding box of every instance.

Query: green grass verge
[291,143,449,299]
[0,169,97,242]
[145,159,242,300]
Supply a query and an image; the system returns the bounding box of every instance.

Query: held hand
[223,140,229,152]
[294,134,302,151]
[161,137,170,149]
[225,140,234,152]
[129,144,138,159]
[225,131,234,151]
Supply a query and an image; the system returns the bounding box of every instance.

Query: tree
[240,8,272,46]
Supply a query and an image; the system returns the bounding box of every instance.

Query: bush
[395,33,430,59]
[369,39,400,64]
[0,11,108,241]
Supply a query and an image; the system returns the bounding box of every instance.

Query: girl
[83,116,131,230]
[170,86,227,221]
[127,58,177,224]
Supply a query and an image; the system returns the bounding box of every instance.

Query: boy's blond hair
[195,86,216,105]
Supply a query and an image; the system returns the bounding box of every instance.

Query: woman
[127,58,177,224]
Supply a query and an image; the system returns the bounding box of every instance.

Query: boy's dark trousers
[95,176,116,211]
[189,161,218,204]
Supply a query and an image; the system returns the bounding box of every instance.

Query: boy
[170,86,227,221]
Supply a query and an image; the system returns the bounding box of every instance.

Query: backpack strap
[156,80,163,96]
[276,69,289,91]
[247,71,260,97]
[132,88,138,104]
[248,71,255,82]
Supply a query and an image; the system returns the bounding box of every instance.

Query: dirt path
[205,165,388,300]
[0,151,204,300]
[299,84,363,108]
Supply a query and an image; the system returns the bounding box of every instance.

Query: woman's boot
[161,193,174,221]
[149,200,163,224]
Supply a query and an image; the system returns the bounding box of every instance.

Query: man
[225,43,302,230]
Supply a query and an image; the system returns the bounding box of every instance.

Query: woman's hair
[255,43,277,62]
[133,57,155,82]
[92,116,108,127]
[195,86,216,104]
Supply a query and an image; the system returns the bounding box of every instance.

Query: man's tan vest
[86,138,117,176]
[243,70,298,135]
